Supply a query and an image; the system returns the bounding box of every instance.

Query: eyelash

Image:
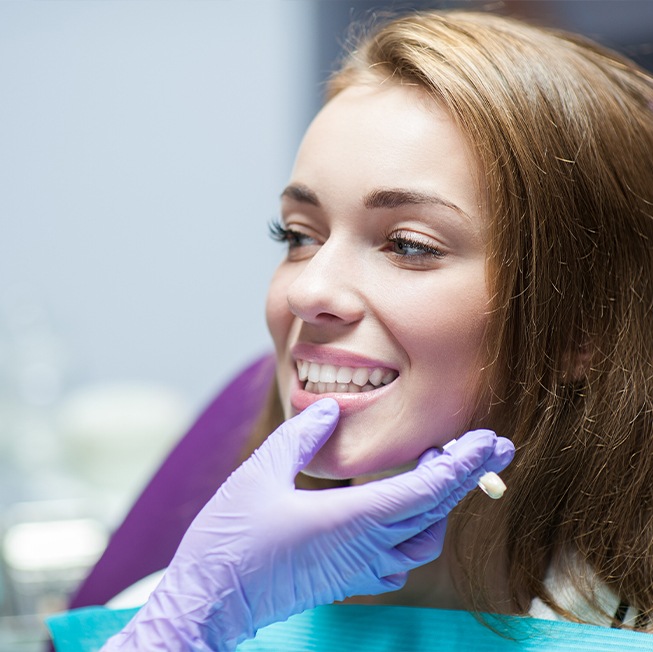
[385,231,446,259]
[268,219,315,248]
[269,218,445,260]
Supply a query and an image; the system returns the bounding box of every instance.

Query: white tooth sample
[308,362,321,383]
[361,384,375,392]
[336,383,349,393]
[299,360,310,381]
[316,382,326,393]
[382,370,396,384]
[369,368,384,386]
[348,384,361,393]
[352,368,370,387]
[326,383,337,392]
[336,366,353,383]
[478,472,506,499]
[320,364,337,383]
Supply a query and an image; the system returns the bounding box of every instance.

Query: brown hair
[255,10,653,625]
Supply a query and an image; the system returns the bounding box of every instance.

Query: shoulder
[529,556,644,629]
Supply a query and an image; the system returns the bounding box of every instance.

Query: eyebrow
[363,188,469,218]
[280,184,470,219]
[280,184,320,207]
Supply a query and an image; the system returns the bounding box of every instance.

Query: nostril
[287,294,364,326]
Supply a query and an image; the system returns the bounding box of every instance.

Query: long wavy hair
[249,10,653,625]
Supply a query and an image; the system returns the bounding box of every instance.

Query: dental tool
[442,439,507,499]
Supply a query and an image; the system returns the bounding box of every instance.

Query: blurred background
[1,0,652,648]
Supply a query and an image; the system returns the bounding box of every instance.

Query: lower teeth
[305,381,376,394]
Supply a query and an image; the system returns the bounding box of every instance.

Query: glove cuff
[101,563,255,652]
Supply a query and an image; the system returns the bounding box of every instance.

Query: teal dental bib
[47,603,653,651]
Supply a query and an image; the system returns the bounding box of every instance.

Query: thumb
[262,398,340,479]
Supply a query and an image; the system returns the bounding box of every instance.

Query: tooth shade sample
[477,471,506,499]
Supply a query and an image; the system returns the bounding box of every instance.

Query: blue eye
[387,234,445,259]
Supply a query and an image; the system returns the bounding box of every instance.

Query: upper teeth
[296,360,397,388]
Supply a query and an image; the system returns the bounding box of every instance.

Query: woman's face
[266,83,490,479]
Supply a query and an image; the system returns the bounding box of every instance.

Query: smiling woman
[266,83,489,480]
[52,7,653,651]
[253,7,653,629]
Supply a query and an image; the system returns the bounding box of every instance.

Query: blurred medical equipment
[0,290,191,650]
[67,355,275,611]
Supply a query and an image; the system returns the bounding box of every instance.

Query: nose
[286,238,365,326]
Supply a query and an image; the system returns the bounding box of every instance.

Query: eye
[269,218,320,259]
[386,230,446,266]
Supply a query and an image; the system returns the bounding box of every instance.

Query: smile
[296,359,398,394]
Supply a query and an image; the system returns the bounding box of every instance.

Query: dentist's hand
[102,398,514,652]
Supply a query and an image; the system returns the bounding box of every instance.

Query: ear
[560,342,592,383]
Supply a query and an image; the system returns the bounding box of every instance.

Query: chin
[301,431,415,481]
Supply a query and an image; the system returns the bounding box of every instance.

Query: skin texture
[266,83,491,480]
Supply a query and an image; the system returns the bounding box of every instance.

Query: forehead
[290,83,482,220]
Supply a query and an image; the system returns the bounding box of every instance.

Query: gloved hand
[102,398,514,652]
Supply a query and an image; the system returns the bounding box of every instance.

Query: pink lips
[291,343,395,370]
[289,343,398,414]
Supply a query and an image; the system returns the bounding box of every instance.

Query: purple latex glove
[102,398,514,651]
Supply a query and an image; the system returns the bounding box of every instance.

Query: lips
[296,359,398,394]
[288,344,400,412]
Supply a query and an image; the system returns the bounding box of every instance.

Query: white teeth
[305,381,361,394]
[297,359,399,395]
[336,366,353,383]
[351,368,370,387]
[321,364,337,383]
[308,362,321,383]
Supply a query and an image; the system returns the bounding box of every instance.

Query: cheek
[265,267,293,351]
[387,272,490,383]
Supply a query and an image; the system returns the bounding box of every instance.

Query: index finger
[364,430,508,524]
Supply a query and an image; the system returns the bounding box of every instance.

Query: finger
[417,448,441,464]
[393,518,447,565]
[366,429,500,523]
[444,430,514,474]
[380,476,474,547]
[368,517,447,579]
[479,436,514,474]
[257,398,340,479]
[370,571,408,595]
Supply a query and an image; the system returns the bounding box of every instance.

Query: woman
[264,8,653,627]
[86,8,653,650]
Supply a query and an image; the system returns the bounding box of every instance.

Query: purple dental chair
[67,353,275,611]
